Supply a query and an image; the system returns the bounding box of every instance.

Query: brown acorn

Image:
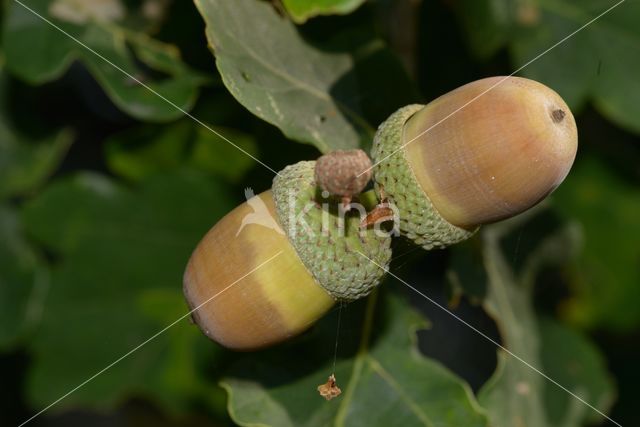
[183,161,392,350]
[371,76,578,249]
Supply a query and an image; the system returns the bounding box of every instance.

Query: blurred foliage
[554,155,640,331]
[450,211,614,427]
[281,0,367,23]
[195,0,417,152]
[22,171,232,412]
[0,65,65,352]
[105,119,258,183]
[0,0,638,426]
[4,0,208,121]
[0,205,49,350]
[455,0,640,133]
[223,292,488,427]
[0,67,72,199]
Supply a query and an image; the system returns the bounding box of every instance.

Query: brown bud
[314,149,373,201]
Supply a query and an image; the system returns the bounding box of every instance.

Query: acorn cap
[372,104,476,249]
[273,161,392,301]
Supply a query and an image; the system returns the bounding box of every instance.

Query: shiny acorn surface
[183,190,334,351]
[404,76,577,229]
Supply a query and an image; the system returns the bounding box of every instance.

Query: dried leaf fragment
[360,203,395,228]
[317,374,341,400]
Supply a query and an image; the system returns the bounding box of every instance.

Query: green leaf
[3,0,206,122]
[0,205,49,350]
[449,210,615,427]
[553,155,640,331]
[455,0,640,134]
[222,291,489,427]
[195,0,417,152]
[282,0,367,24]
[105,119,258,183]
[22,171,234,412]
[0,68,71,199]
[453,0,512,59]
[0,122,70,200]
[538,317,616,427]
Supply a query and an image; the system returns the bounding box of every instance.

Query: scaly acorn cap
[372,76,577,249]
[273,161,392,301]
[372,104,475,249]
[184,161,392,350]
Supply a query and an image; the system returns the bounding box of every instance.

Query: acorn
[371,76,577,249]
[183,161,392,350]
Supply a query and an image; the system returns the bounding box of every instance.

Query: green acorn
[183,161,391,350]
[371,76,578,249]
